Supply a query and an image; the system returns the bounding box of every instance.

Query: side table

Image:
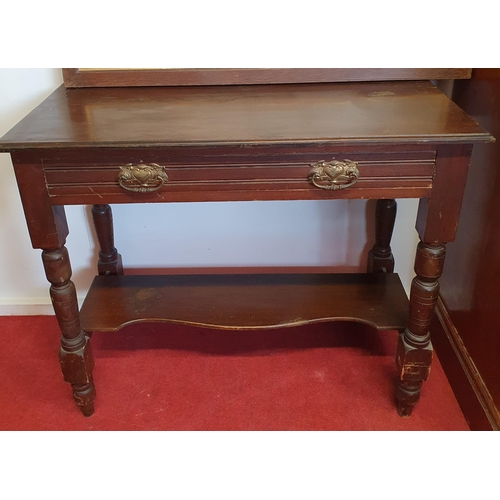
[0,80,492,417]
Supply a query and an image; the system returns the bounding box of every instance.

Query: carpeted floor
[0,315,469,430]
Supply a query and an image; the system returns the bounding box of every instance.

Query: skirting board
[0,297,85,316]
[432,297,500,431]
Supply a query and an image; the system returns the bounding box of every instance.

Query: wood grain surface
[0,81,491,150]
[62,68,473,88]
[80,273,409,332]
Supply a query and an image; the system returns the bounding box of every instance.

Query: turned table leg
[367,199,397,273]
[42,246,96,416]
[91,204,123,275]
[395,242,445,416]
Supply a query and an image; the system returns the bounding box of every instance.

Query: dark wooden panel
[39,145,436,204]
[0,82,491,151]
[432,299,499,430]
[62,68,473,88]
[416,144,473,244]
[11,154,68,250]
[80,273,409,332]
[43,155,434,204]
[430,68,500,429]
[45,162,434,185]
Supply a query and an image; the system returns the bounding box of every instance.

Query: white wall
[0,68,419,314]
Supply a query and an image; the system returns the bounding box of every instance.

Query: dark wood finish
[432,299,499,430]
[40,146,436,205]
[62,68,473,88]
[367,199,397,273]
[91,204,123,275]
[0,76,491,417]
[416,144,474,244]
[0,82,490,150]
[80,273,409,332]
[11,153,69,250]
[41,246,95,416]
[428,69,500,430]
[396,243,445,416]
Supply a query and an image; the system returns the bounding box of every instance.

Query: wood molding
[432,297,500,430]
[62,68,473,88]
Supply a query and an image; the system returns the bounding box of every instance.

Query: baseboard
[0,297,85,316]
[432,297,500,431]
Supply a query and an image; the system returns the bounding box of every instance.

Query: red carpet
[0,316,468,430]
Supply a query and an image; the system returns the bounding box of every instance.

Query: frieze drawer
[42,147,436,204]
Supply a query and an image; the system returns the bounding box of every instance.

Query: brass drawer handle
[118,163,168,193]
[308,159,359,190]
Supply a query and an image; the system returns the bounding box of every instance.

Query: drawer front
[42,146,436,204]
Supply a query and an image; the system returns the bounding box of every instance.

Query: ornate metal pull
[307,159,359,191]
[118,163,168,193]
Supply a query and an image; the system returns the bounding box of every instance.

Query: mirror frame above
[62,68,472,88]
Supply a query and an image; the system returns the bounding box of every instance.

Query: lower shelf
[80,273,409,332]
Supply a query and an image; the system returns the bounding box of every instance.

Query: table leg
[42,246,96,416]
[367,199,397,273]
[91,204,123,275]
[395,242,445,416]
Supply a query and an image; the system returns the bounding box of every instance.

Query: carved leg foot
[92,204,123,275]
[396,381,423,417]
[368,199,397,273]
[73,382,96,417]
[395,242,445,416]
[60,332,96,416]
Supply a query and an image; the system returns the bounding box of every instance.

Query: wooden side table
[0,80,492,417]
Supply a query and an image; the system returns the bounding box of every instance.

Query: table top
[0,81,492,151]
